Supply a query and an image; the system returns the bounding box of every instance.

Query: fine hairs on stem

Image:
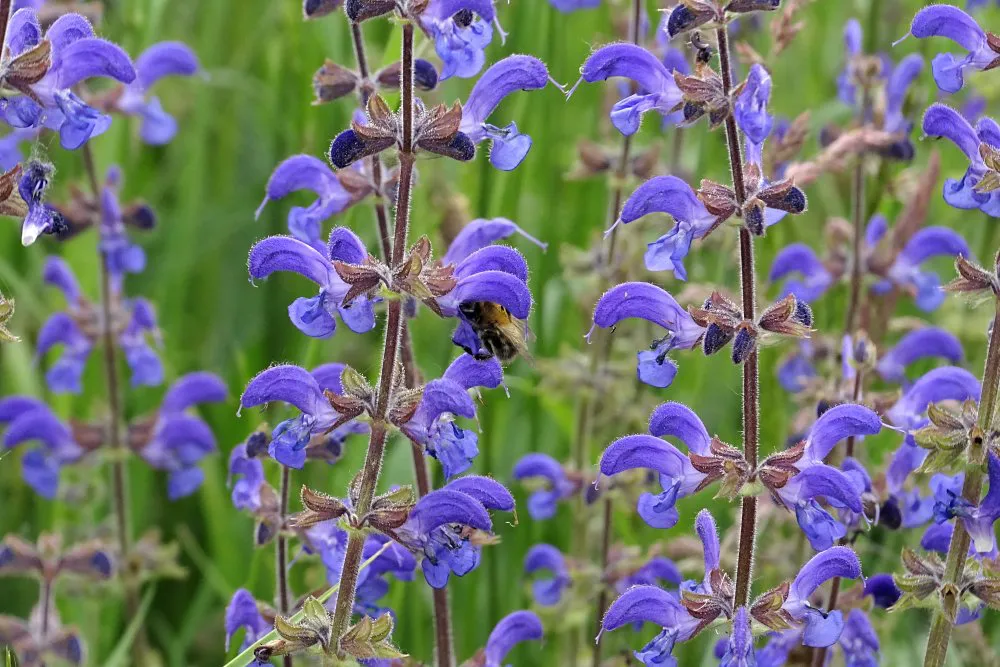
[328,19,417,650]
[922,298,1000,667]
[347,17,454,665]
[716,24,759,607]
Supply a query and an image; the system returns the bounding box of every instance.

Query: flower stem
[39,576,52,640]
[844,155,866,334]
[0,0,12,55]
[923,296,1000,667]
[276,465,293,667]
[329,20,416,650]
[716,24,758,608]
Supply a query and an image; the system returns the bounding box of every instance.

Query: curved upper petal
[446,475,515,511]
[804,404,882,462]
[452,270,532,319]
[248,235,335,288]
[922,104,981,163]
[619,175,715,227]
[601,585,685,632]
[460,55,548,130]
[56,38,137,89]
[454,245,528,283]
[591,282,703,347]
[887,366,981,428]
[240,364,327,416]
[647,402,711,456]
[877,327,964,383]
[443,354,504,390]
[135,41,199,89]
[408,488,492,533]
[484,610,543,666]
[442,217,546,265]
[910,4,987,52]
[580,43,676,95]
[162,372,227,414]
[898,226,970,266]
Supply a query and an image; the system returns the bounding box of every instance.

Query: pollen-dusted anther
[313,60,361,104]
[292,486,350,529]
[945,255,1000,296]
[345,0,397,22]
[665,1,719,38]
[688,437,751,498]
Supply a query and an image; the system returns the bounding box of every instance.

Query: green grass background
[1,0,999,664]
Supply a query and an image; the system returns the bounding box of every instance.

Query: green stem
[923,296,1000,667]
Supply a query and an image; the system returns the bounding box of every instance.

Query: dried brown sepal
[749,581,795,631]
[573,140,613,176]
[689,291,742,330]
[312,59,360,104]
[688,437,750,497]
[334,256,386,305]
[388,386,424,427]
[766,111,810,168]
[325,389,368,431]
[337,168,376,200]
[969,578,1000,610]
[697,179,738,218]
[757,295,811,338]
[783,128,897,186]
[419,102,463,142]
[0,291,18,343]
[869,153,941,275]
[0,535,42,574]
[944,255,999,295]
[734,41,765,68]
[2,40,52,99]
[769,0,811,56]
[0,165,28,218]
[293,486,350,529]
[367,486,416,532]
[757,441,806,500]
[631,145,660,180]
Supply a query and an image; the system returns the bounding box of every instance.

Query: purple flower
[100,166,147,280]
[777,340,818,393]
[933,454,1000,556]
[784,547,862,646]
[111,42,199,144]
[769,243,833,304]
[524,544,570,606]
[227,438,266,511]
[577,43,683,136]
[871,226,971,311]
[0,397,84,498]
[131,372,227,499]
[18,160,64,246]
[420,0,496,80]
[599,511,720,665]
[720,607,753,667]
[589,282,705,388]
[923,103,1000,216]
[608,176,720,279]
[402,354,503,478]
[239,363,366,469]
[481,610,543,667]
[1,9,137,148]
[877,327,964,384]
[772,404,883,550]
[395,476,513,588]
[254,155,356,255]
[886,366,981,430]
[512,453,575,520]
[224,589,271,652]
[459,55,551,170]
[864,573,902,609]
[600,401,710,529]
[838,19,863,105]
[735,64,774,165]
[906,4,999,93]
[247,227,378,338]
[837,609,880,667]
[618,555,683,594]
[549,0,600,11]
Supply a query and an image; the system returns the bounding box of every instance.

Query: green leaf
[104,585,157,667]
[222,541,392,667]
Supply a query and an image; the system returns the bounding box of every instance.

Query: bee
[458,301,530,364]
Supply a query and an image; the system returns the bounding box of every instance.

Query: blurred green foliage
[1,0,1000,665]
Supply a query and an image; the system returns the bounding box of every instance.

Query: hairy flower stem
[276,466,293,667]
[716,25,758,608]
[923,297,1000,667]
[329,20,416,651]
[583,3,642,664]
[349,20,392,260]
[844,158,866,334]
[0,0,11,55]
[39,577,52,639]
[81,144,143,662]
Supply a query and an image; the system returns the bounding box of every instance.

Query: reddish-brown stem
[716,25,758,608]
[329,20,416,649]
[0,0,12,57]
